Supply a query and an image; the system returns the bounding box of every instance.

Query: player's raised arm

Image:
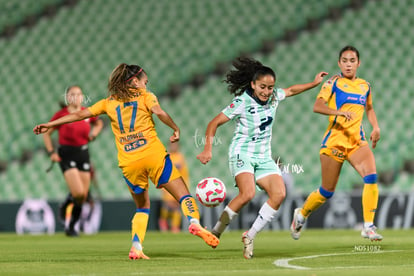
[283,72,328,97]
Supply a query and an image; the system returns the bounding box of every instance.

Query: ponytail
[108,63,145,101]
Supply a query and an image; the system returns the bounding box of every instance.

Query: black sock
[69,202,82,230]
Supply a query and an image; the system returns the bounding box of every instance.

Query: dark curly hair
[225,57,276,96]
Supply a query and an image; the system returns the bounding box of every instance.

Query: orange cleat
[129,247,150,260]
[188,223,220,248]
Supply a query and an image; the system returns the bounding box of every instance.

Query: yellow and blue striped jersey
[318,74,372,148]
[88,88,165,167]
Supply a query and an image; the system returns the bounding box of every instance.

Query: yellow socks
[131,208,150,244]
[362,174,379,225]
[301,187,333,218]
[180,195,200,224]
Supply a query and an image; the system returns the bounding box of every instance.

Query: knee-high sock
[69,202,82,229]
[362,174,378,226]
[132,208,150,245]
[247,202,277,239]
[61,193,73,209]
[301,187,333,218]
[213,206,238,235]
[179,195,200,224]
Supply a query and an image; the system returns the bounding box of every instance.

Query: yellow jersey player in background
[33,63,219,260]
[290,45,382,241]
[159,141,190,233]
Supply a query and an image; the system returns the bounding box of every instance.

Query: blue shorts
[229,153,281,181]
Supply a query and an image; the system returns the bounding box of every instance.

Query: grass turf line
[0,229,413,275]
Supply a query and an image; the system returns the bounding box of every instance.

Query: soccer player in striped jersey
[34,64,219,259]
[290,45,383,241]
[197,57,327,259]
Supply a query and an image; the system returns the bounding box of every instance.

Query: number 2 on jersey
[116,101,137,134]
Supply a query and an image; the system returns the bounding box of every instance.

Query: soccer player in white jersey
[197,57,327,259]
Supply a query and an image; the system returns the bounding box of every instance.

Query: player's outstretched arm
[284,72,328,97]
[33,109,92,135]
[197,112,230,165]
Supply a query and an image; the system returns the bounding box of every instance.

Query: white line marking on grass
[274,250,403,270]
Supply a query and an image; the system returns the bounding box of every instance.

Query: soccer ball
[196,177,226,207]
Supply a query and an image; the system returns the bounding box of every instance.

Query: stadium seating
[0,0,412,200]
[0,0,64,34]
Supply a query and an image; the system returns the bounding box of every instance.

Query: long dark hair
[107,63,145,101]
[225,57,276,96]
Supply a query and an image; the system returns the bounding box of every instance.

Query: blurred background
[0,0,413,231]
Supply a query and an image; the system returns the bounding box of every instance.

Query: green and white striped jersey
[222,88,286,159]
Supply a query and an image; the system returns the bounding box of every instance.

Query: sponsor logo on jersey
[124,138,147,152]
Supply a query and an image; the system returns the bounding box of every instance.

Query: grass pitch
[1,229,414,275]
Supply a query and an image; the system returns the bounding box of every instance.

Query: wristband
[47,150,55,156]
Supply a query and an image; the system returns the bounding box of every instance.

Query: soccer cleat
[188,223,220,248]
[290,208,305,240]
[241,231,254,259]
[65,227,79,237]
[129,247,150,260]
[361,225,383,241]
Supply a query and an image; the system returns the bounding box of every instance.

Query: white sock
[190,218,200,225]
[132,241,142,250]
[364,222,373,229]
[213,206,237,235]
[247,202,278,239]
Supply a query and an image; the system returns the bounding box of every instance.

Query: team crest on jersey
[360,84,368,92]
[236,159,244,168]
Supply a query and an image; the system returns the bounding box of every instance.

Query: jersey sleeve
[275,88,286,101]
[88,99,107,116]
[145,92,159,111]
[80,107,99,123]
[317,77,336,101]
[221,96,244,119]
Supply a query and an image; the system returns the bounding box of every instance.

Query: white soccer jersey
[222,88,286,159]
